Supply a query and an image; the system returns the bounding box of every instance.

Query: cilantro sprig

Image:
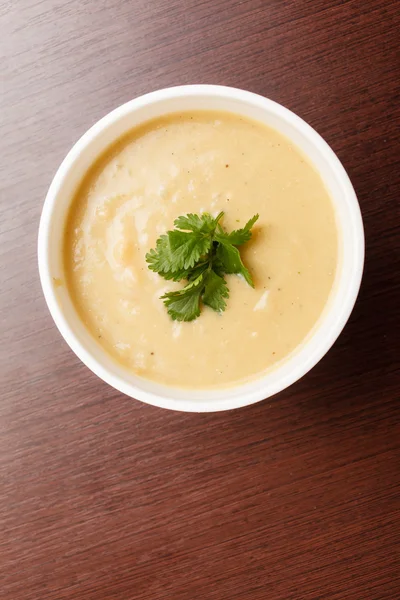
[146,212,259,321]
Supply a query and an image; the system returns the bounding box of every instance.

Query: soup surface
[64,111,337,388]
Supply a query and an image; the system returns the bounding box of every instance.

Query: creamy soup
[64,112,337,388]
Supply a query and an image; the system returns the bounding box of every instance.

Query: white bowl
[38,85,364,412]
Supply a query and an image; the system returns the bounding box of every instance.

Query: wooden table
[1,1,399,598]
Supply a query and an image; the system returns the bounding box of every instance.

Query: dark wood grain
[1,0,399,598]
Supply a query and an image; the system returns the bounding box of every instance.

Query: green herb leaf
[187,262,209,281]
[168,230,212,270]
[145,235,175,276]
[146,237,191,281]
[203,270,229,312]
[146,211,259,320]
[174,212,223,234]
[145,229,211,278]
[216,241,254,287]
[161,276,205,321]
[216,213,259,246]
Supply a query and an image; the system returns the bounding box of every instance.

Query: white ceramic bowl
[38,85,364,412]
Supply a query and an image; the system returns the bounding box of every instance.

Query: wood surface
[1,0,399,598]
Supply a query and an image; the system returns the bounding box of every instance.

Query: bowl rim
[38,84,364,412]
